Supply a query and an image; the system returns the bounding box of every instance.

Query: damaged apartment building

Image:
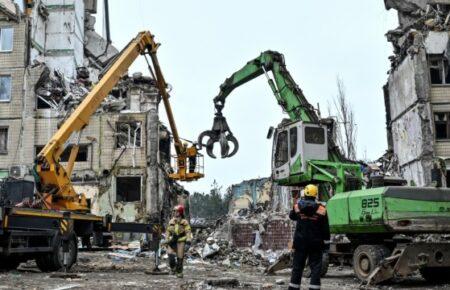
[0,0,183,225]
[384,0,450,186]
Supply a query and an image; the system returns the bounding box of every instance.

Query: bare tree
[333,77,357,160]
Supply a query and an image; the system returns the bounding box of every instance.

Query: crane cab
[272,121,328,183]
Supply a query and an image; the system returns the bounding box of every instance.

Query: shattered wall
[228,177,291,214]
[227,178,293,250]
[384,0,450,186]
[30,0,86,78]
[0,0,183,228]
[230,216,293,250]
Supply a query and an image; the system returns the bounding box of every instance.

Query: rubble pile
[386,1,450,69]
[33,63,158,117]
[184,213,285,270]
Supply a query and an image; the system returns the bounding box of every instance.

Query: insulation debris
[33,64,160,118]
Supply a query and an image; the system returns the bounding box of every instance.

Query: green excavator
[199,50,450,284]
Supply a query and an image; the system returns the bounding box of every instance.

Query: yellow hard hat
[304,184,318,198]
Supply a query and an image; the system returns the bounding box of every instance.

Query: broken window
[0,127,7,153]
[0,76,11,101]
[447,170,450,188]
[274,130,288,167]
[35,67,67,109]
[0,28,13,52]
[116,122,141,148]
[429,57,450,85]
[305,127,325,144]
[36,97,51,109]
[434,112,450,140]
[35,145,89,162]
[159,133,171,164]
[290,127,297,157]
[116,176,141,202]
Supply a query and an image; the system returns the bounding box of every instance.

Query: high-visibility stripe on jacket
[166,218,192,243]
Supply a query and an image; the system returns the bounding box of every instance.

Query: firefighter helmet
[173,204,185,216]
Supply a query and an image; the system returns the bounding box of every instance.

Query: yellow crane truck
[0,31,203,271]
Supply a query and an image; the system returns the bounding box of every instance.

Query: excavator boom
[214,51,318,123]
[200,50,343,163]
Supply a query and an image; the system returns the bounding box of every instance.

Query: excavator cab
[272,121,329,183]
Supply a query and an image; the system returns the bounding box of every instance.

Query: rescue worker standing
[288,184,330,290]
[165,205,192,278]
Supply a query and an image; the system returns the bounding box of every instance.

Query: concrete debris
[107,251,138,261]
[384,0,450,188]
[264,251,292,274]
[204,278,239,287]
[384,0,428,13]
[33,63,159,118]
[229,177,292,215]
[185,213,288,270]
[386,2,450,69]
[0,0,19,21]
[84,30,119,67]
[35,66,68,107]
[201,240,220,258]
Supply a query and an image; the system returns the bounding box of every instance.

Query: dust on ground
[0,251,448,290]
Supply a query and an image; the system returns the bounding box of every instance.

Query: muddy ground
[0,251,448,290]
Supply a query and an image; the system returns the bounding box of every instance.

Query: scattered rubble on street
[0,242,447,289]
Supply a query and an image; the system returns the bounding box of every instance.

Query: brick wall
[231,222,255,248]
[261,219,293,250]
[231,219,294,250]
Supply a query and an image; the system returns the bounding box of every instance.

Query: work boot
[168,254,176,274]
[176,258,184,278]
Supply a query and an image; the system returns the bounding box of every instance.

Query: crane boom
[35,31,202,212]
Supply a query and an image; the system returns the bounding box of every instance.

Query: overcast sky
[96,1,398,194]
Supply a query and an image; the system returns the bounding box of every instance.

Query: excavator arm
[214,51,318,123]
[35,31,202,212]
[199,50,343,162]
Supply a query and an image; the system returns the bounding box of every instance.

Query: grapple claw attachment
[198,112,239,159]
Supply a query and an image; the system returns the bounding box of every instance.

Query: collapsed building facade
[0,0,183,226]
[226,178,292,250]
[384,0,450,186]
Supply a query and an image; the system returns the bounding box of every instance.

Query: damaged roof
[0,0,19,21]
[384,0,428,12]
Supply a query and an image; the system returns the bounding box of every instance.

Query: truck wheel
[303,252,329,278]
[36,232,78,272]
[0,257,20,271]
[353,245,390,282]
[420,267,450,283]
